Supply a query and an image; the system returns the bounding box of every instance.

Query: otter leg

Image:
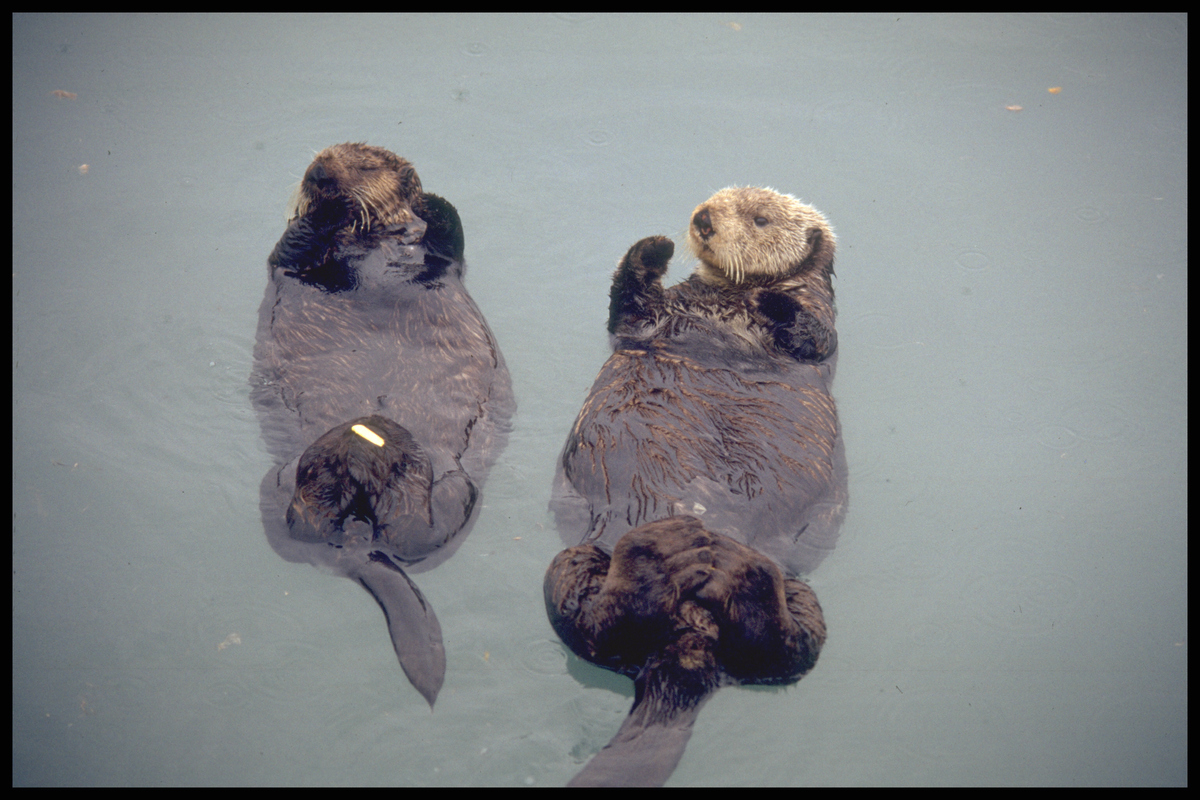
[607,236,675,335]
[751,289,838,362]
[544,544,614,665]
[702,545,826,683]
[779,577,828,676]
[393,469,477,558]
[659,531,826,684]
[544,518,715,669]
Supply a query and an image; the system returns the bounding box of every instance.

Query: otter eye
[754,216,769,227]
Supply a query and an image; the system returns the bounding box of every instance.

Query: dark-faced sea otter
[547,187,846,785]
[251,143,513,707]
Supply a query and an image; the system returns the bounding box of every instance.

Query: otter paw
[684,538,790,624]
[750,288,801,326]
[750,289,831,361]
[623,236,675,281]
[669,562,720,597]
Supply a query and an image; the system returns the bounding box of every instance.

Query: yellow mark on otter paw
[351,424,385,446]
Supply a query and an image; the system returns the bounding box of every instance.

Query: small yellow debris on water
[352,424,385,446]
[1048,86,1062,94]
[50,90,77,100]
[1006,105,1023,112]
[217,633,242,651]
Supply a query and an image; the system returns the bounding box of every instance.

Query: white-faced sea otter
[547,187,846,785]
[252,143,513,707]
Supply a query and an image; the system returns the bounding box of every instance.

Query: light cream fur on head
[687,186,835,285]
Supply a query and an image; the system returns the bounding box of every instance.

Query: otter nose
[693,209,714,241]
[305,162,336,192]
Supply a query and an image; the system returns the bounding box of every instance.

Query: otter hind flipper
[569,661,714,788]
[353,551,446,708]
[568,704,702,787]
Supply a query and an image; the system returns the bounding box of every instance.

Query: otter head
[687,187,835,286]
[290,143,423,233]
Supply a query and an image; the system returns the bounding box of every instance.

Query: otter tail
[351,552,446,708]
[569,658,717,787]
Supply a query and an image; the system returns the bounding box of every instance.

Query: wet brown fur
[544,517,828,787]
[545,516,826,685]
[558,187,845,571]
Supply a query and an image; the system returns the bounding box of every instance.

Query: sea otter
[547,187,846,785]
[251,143,513,707]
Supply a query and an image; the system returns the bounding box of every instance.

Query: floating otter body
[252,143,513,707]
[547,187,846,785]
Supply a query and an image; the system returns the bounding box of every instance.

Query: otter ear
[800,228,835,276]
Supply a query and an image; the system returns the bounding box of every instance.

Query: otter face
[687,187,835,285]
[290,143,423,233]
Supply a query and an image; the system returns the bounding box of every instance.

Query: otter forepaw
[623,236,675,281]
[750,288,835,362]
[608,237,674,335]
[750,288,801,326]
